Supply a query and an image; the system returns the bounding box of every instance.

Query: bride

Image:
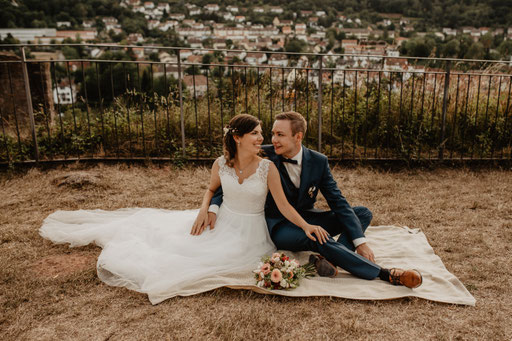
[40,114,328,304]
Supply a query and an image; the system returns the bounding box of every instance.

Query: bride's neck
[235,150,257,166]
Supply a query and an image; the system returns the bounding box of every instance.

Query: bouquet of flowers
[253,252,315,290]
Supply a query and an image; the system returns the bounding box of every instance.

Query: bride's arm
[190,159,221,235]
[267,163,330,244]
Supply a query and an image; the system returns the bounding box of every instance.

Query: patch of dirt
[30,253,97,279]
[52,172,102,189]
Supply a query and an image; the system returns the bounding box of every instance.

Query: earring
[237,142,240,146]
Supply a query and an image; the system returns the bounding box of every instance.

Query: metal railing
[0,43,511,165]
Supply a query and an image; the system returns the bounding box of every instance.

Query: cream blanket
[152,225,476,306]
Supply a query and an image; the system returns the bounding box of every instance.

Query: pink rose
[271,269,283,283]
[260,263,271,275]
[272,253,281,259]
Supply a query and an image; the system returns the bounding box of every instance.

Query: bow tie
[281,157,298,164]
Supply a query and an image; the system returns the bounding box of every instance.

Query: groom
[208,111,421,288]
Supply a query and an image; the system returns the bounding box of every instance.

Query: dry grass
[0,163,511,340]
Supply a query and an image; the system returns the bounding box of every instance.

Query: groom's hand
[207,212,217,230]
[303,224,330,245]
[356,243,375,263]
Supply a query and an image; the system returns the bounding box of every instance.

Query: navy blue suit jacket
[211,145,365,241]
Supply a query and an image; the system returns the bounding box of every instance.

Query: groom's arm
[318,159,375,261]
[317,157,366,245]
[205,186,223,229]
[208,186,223,214]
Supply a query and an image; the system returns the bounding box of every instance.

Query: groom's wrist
[208,205,219,214]
[353,237,367,248]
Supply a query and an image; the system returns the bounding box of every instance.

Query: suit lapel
[297,146,311,202]
[270,147,295,191]
[277,155,296,191]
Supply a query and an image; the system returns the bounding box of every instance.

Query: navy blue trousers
[271,206,381,280]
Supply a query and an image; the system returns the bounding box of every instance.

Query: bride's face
[236,124,263,154]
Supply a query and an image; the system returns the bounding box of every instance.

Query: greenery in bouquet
[253,252,315,290]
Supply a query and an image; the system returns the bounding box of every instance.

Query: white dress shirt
[283,147,302,188]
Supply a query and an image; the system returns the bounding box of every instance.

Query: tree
[73,3,88,20]
[62,46,80,59]
[480,33,493,51]
[457,35,474,59]
[228,56,240,65]
[465,42,485,60]
[121,17,146,35]
[155,29,187,48]
[285,38,307,53]
[95,18,106,33]
[213,50,224,61]
[400,37,435,57]
[185,65,201,75]
[0,33,20,44]
[109,30,126,43]
[149,52,159,62]
[335,31,346,41]
[140,68,151,92]
[201,53,214,68]
[30,19,47,28]
[440,38,460,58]
[498,40,512,58]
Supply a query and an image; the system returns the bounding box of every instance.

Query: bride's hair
[223,114,261,167]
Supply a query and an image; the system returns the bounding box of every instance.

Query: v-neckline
[232,159,263,185]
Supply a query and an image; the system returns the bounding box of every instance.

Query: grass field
[0,163,511,340]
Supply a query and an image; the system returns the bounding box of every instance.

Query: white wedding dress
[40,156,276,304]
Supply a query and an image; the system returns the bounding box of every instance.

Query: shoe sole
[309,254,338,278]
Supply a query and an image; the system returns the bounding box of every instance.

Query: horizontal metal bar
[3,59,509,77]
[2,43,512,64]
[2,157,510,170]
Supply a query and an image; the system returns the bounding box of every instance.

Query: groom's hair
[275,111,307,137]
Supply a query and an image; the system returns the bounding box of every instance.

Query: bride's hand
[302,224,330,245]
[190,209,209,235]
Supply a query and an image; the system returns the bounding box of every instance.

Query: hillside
[1,0,511,30]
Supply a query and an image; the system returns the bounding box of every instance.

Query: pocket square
[308,186,317,198]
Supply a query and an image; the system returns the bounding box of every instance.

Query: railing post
[317,55,323,153]
[439,60,451,160]
[177,49,186,157]
[20,46,39,162]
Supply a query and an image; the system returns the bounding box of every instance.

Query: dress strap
[257,158,271,183]
[217,155,227,168]
[217,155,225,174]
[217,155,233,179]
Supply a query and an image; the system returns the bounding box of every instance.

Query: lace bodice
[217,156,271,215]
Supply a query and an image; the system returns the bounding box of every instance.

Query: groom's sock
[378,268,390,282]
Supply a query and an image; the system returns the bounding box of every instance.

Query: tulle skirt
[40,204,276,303]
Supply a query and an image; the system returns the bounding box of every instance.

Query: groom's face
[271,119,302,158]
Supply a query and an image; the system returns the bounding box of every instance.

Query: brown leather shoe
[309,254,338,278]
[389,268,423,289]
